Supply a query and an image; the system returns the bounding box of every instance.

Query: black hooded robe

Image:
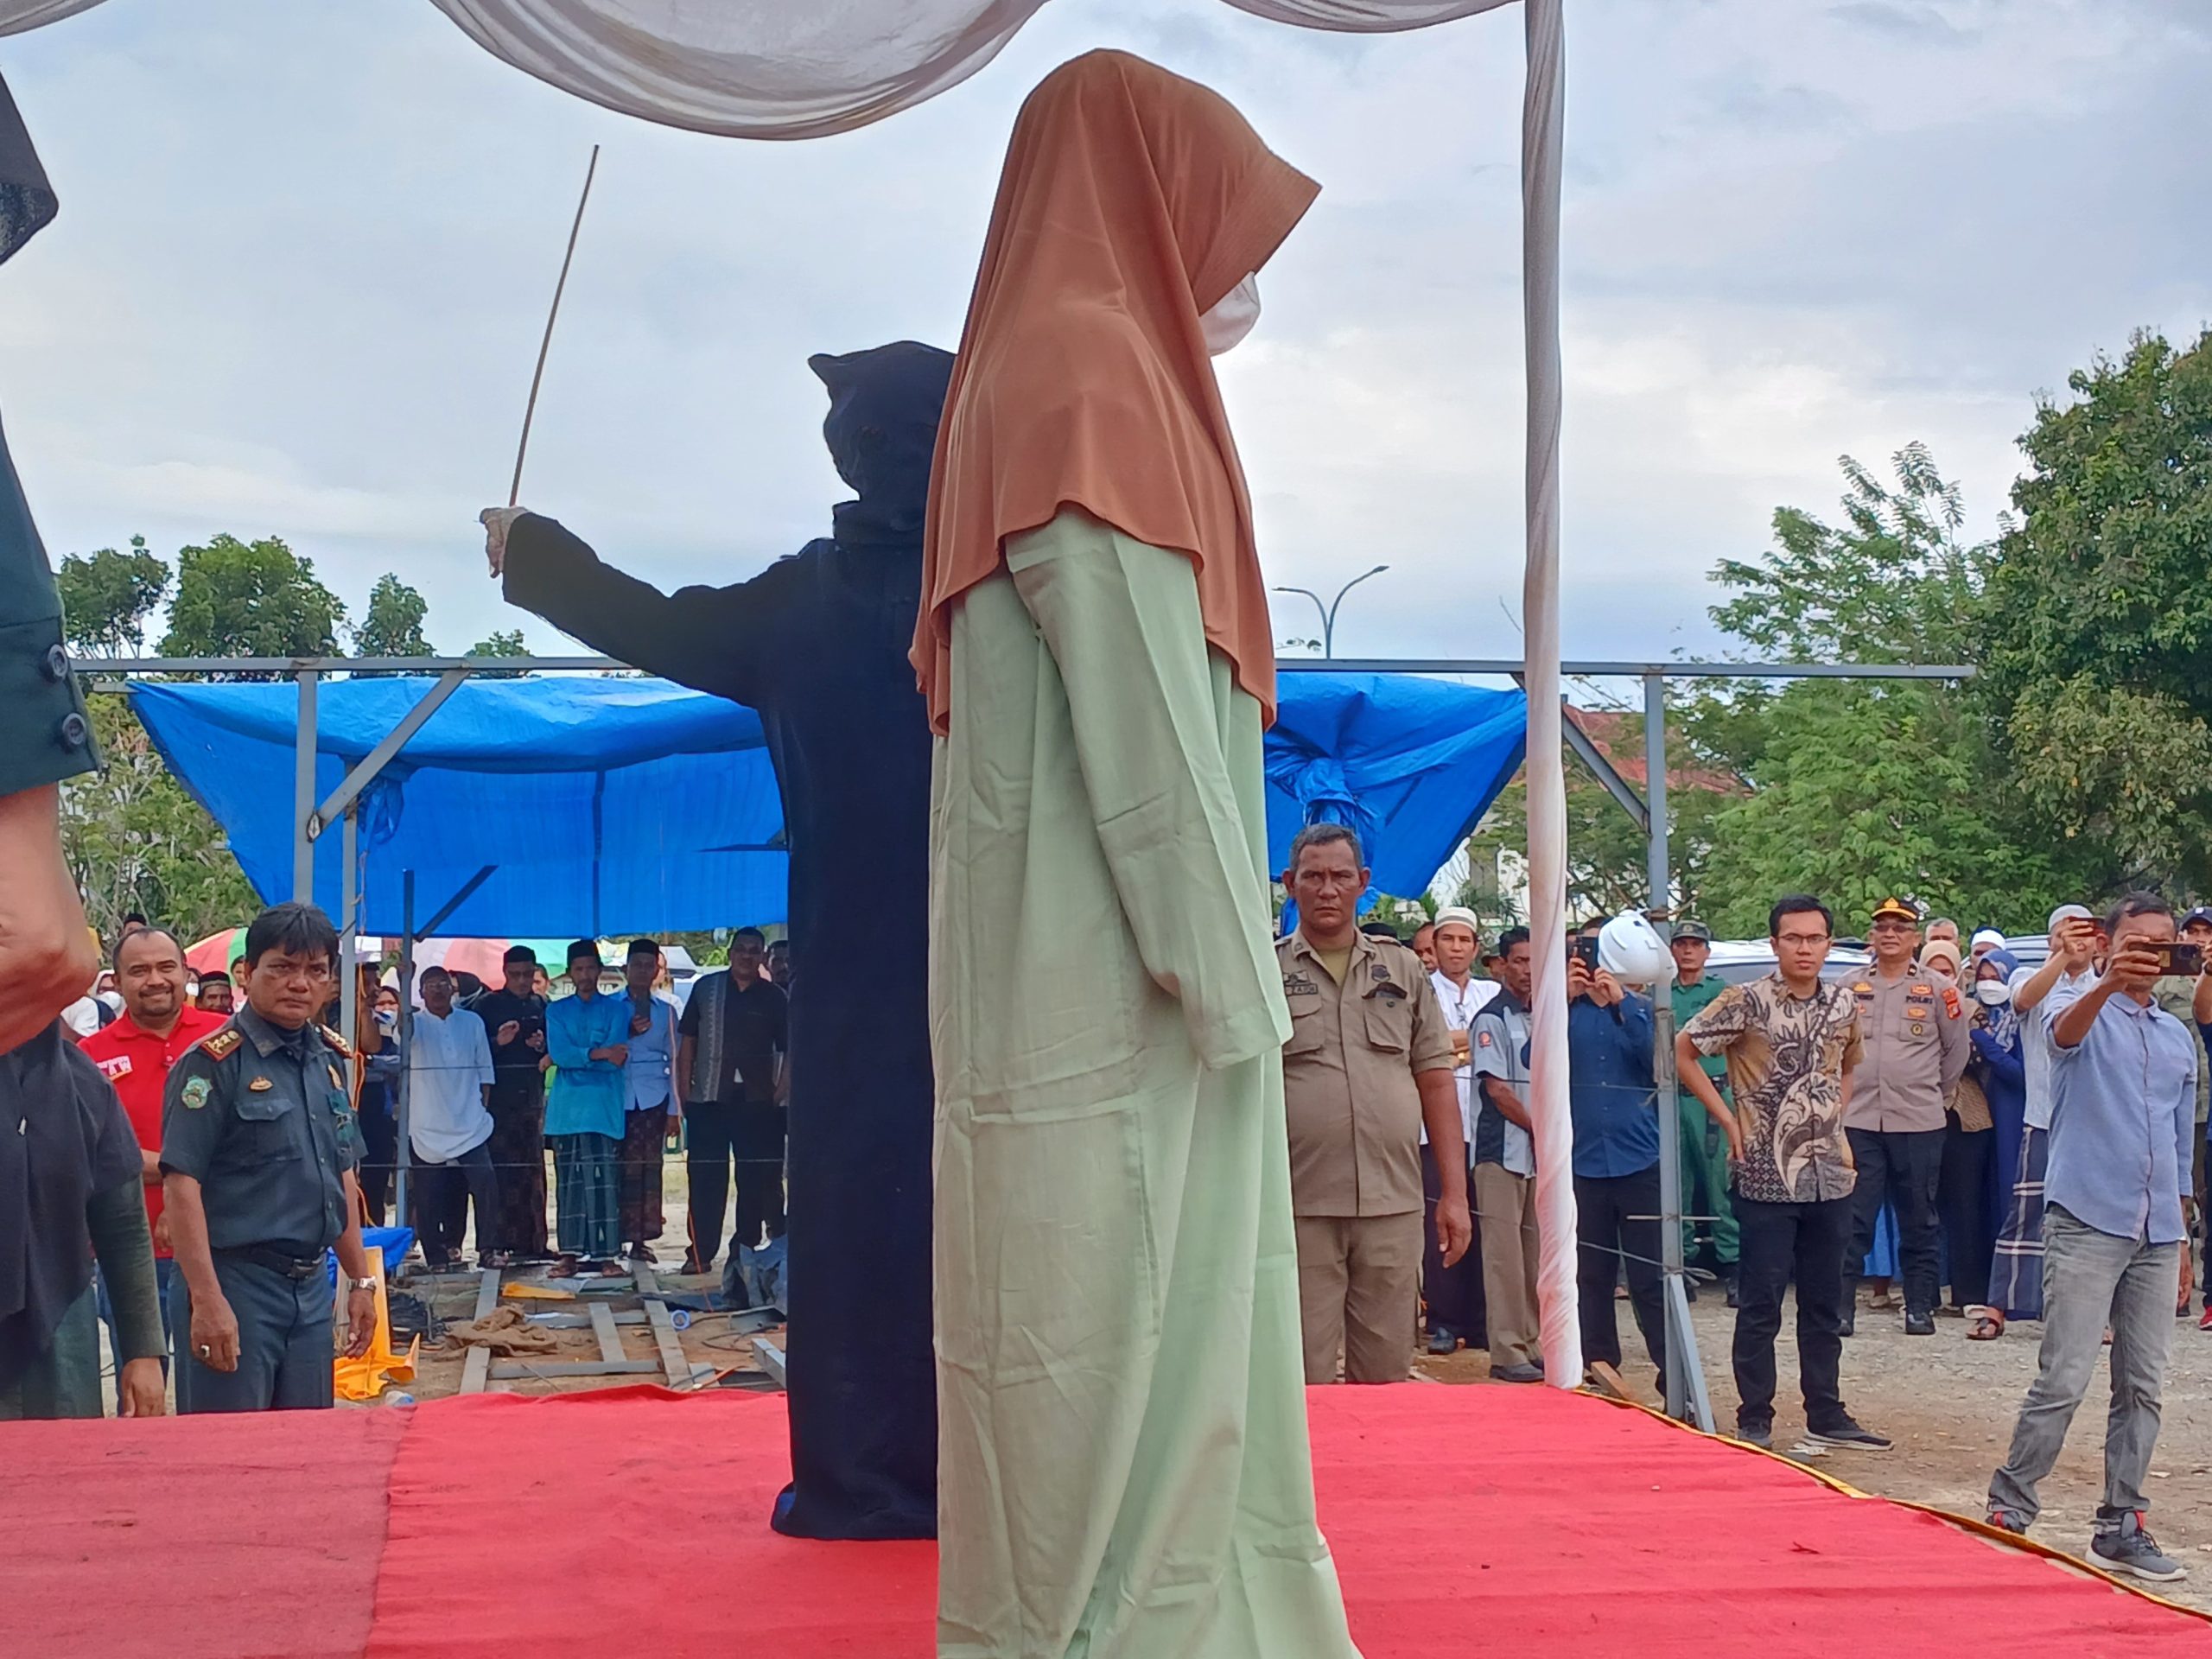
[502,341,946,1541]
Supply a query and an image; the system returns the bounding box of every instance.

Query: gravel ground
[1419,1284,2212,1611]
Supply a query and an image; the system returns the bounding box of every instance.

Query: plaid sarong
[1989,1125,2047,1321]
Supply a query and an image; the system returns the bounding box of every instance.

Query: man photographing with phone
[1987,893,2198,1581]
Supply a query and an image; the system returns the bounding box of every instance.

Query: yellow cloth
[332,1246,417,1402]
[931,507,1357,1658]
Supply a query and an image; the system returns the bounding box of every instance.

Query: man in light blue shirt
[616,938,682,1263]
[1988,893,2197,1582]
[544,940,630,1274]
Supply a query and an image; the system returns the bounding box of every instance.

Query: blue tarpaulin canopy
[130,672,1525,937]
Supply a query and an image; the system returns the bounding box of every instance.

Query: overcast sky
[3,0,2207,671]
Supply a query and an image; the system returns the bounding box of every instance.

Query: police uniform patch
[321,1027,353,1059]
[1284,972,1319,996]
[1910,1022,1926,1036]
[1371,963,1390,982]
[248,1076,273,1092]
[1909,983,1932,998]
[199,1029,241,1060]
[1941,987,1962,1020]
[181,1075,212,1110]
[327,1063,345,1090]
[1478,1030,1494,1048]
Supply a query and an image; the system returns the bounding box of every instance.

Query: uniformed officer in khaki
[161,903,380,1412]
[1277,824,1470,1383]
[1841,896,1969,1336]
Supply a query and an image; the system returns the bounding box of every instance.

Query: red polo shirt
[79,1006,228,1257]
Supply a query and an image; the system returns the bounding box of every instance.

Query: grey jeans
[1988,1205,2178,1525]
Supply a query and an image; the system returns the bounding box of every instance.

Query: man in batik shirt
[1676,894,1890,1454]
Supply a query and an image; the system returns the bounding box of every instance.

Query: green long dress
[931,506,1360,1659]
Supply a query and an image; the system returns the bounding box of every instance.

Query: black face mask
[808,341,954,551]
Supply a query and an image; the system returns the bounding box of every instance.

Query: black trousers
[1732,1191,1852,1433]
[1573,1162,1665,1380]
[1844,1125,1945,1316]
[1937,1120,1993,1308]
[686,1103,789,1266]
[413,1142,499,1267]
[357,1094,397,1225]
[1421,1143,1485,1344]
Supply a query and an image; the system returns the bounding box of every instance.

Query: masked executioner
[485,340,949,1541]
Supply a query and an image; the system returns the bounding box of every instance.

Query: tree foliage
[55,535,170,657]
[157,533,346,669]
[355,573,434,658]
[1980,328,2212,895]
[60,695,260,943]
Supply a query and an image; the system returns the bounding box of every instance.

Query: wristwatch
[347,1275,378,1294]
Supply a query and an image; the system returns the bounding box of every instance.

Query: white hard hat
[1599,913,1675,986]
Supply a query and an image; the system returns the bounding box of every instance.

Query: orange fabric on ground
[912,48,1318,733]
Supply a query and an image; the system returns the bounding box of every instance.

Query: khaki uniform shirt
[1843,968,1969,1134]
[1279,929,1454,1218]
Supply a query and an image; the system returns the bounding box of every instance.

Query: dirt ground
[1417,1283,2212,1611]
[378,1156,779,1401]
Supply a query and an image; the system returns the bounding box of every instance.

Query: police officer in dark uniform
[160,903,378,1412]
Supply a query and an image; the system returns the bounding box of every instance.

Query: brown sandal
[1967,1305,2004,1340]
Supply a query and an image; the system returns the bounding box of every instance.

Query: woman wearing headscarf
[1922,938,1995,1320]
[1968,948,2027,1338]
[1,1020,167,1418]
[915,50,1358,1659]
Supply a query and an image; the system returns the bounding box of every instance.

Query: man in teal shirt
[544,939,630,1275]
[1671,922,1738,1303]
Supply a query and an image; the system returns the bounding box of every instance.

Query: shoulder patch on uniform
[1942,986,1962,1019]
[319,1025,353,1059]
[198,1029,242,1059]
[1478,1029,1494,1048]
[181,1074,213,1110]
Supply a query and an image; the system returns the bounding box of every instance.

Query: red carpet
[4,1383,2203,1657]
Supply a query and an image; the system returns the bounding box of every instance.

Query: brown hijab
[912,49,1319,734]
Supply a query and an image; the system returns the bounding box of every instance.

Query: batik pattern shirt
[1683,974,1864,1204]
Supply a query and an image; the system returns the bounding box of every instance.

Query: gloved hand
[480,505,528,577]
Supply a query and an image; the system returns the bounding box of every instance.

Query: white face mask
[1199,274,1262,357]
[1974,979,2011,1007]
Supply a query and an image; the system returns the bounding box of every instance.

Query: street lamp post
[1273,564,1390,658]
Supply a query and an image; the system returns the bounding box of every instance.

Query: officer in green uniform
[1669,920,1739,1301]
[160,903,379,1413]
[0,73,105,1055]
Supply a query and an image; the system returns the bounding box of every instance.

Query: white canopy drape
[0,0,1580,1389]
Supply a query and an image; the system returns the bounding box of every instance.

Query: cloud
[2,0,2207,673]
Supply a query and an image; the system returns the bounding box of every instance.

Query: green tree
[354,573,434,658]
[54,535,169,657]
[157,533,345,671]
[465,627,530,679]
[1676,447,2063,935]
[60,695,260,943]
[1980,328,2212,895]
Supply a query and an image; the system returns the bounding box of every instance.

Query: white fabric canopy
[0,0,1580,1388]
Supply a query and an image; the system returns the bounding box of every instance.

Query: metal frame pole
[292,666,318,902]
[394,869,416,1232]
[338,803,360,1057]
[1645,671,1713,1430]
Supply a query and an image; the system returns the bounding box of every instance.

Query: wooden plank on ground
[752,1336,786,1390]
[486,1358,663,1380]
[459,1266,501,1395]
[645,1299,686,1388]
[589,1300,623,1364]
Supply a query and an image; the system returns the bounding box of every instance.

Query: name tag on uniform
[1284,972,1319,998]
[96,1055,131,1081]
[248,1077,274,1092]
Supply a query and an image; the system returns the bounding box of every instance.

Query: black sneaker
[1723,1271,1740,1309]
[1802,1418,1891,1452]
[1736,1421,1773,1450]
[2091,1512,2187,1583]
[1904,1310,1936,1336]
[1837,1310,1855,1338]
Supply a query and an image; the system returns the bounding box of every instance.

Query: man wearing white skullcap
[1421,907,1497,1354]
